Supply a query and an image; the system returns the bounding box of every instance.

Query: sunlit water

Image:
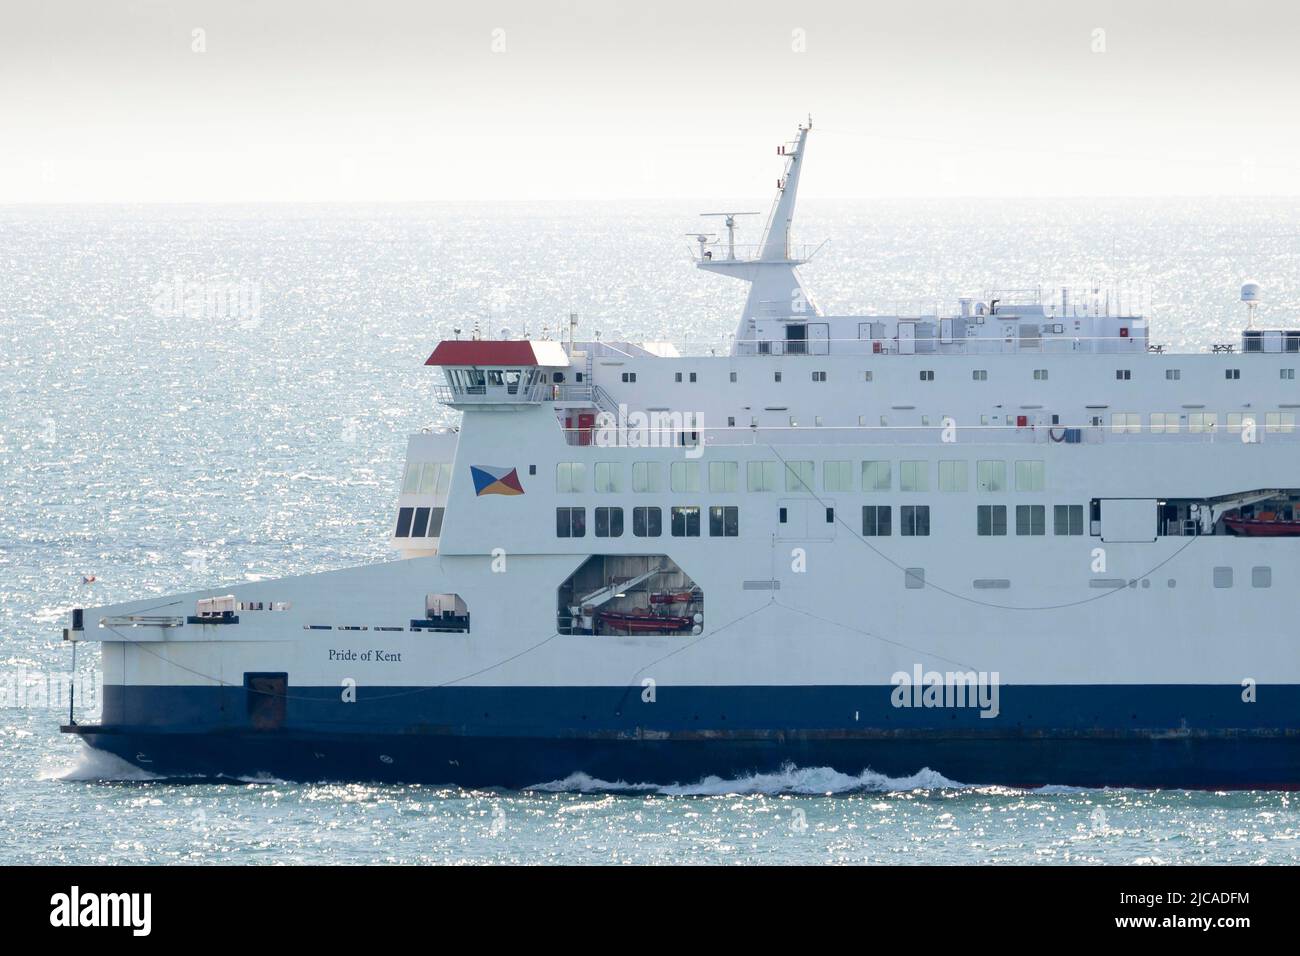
[3,199,1299,864]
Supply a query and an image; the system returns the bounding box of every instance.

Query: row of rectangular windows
[557,505,739,538]
[557,459,1045,494]
[665,368,1297,383]
[1110,411,1295,433]
[860,504,1084,537]
[394,506,446,538]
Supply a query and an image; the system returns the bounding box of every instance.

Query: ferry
[63,121,1300,789]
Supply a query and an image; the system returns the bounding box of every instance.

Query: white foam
[527,764,970,796]
[40,743,160,782]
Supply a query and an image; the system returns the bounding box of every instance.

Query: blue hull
[62,682,1300,789]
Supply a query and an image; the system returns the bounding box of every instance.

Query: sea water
[2,199,1298,864]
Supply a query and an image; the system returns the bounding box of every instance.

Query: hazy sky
[3,0,1298,201]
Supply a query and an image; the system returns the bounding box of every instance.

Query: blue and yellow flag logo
[470,465,524,496]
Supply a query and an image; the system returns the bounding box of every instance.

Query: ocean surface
[2,198,1299,865]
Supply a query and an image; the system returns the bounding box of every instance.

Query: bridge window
[394,507,414,537]
[633,506,662,537]
[428,507,445,537]
[411,507,430,537]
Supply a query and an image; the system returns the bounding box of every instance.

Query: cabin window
[1166,369,1181,380]
[784,460,814,492]
[861,460,891,492]
[977,505,1007,536]
[632,506,662,537]
[1015,460,1045,492]
[825,507,834,523]
[1282,369,1295,380]
[812,371,827,382]
[394,507,414,537]
[919,370,934,381]
[1266,412,1296,433]
[1253,567,1272,589]
[1033,369,1048,380]
[675,372,683,382]
[595,462,624,493]
[670,506,701,537]
[730,371,737,382]
[778,507,787,523]
[1111,413,1141,434]
[556,507,586,538]
[862,505,891,536]
[595,507,624,538]
[401,463,421,494]
[900,505,930,536]
[428,507,445,537]
[938,460,968,492]
[556,461,586,493]
[621,372,637,383]
[689,372,697,383]
[1213,567,1233,589]
[774,371,782,383]
[972,370,987,381]
[863,371,874,382]
[976,460,1006,493]
[1149,413,1180,434]
[1053,505,1083,536]
[823,460,853,492]
[670,461,701,492]
[709,461,738,492]
[1116,369,1131,380]
[631,461,663,493]
[900,461,928,493]
[709,506,739,537]
[1016,505,1046,536]
[1225,369,1240,380]
[411,507,430,537]
[747,461,779,492]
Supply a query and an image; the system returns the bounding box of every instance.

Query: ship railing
[689,242,822,263]
[559,424,1300,448]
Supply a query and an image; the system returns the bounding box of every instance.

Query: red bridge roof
[425,340,570,367]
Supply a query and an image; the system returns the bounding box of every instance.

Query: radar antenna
[684,232,719,260]
[699,211,759,261]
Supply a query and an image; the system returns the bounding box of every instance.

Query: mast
[692,118,821,347]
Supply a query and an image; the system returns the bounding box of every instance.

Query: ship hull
[66,682,1300,790]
